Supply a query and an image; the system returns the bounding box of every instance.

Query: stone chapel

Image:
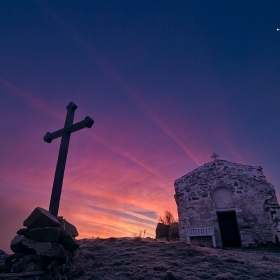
[174,159,280,247]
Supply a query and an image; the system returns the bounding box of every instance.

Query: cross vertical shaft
[44,102,94,217]
[49,103,77,216]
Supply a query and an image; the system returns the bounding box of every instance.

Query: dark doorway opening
[217,211,242,247]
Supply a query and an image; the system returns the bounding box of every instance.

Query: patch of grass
[214,272,235,280]
[13,238,280,280]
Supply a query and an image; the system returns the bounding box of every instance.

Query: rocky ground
[1,237,280,280]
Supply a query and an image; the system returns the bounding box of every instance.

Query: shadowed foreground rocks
[1,237,280,279]
[2,207,79,275]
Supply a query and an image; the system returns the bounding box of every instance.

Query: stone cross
[44,102,94,216]
[210,152,220,161]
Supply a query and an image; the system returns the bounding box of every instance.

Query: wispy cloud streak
[36,1,200,166]
[0,76,62,121]
[0,77,169,181]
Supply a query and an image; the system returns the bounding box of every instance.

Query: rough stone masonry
[174,160,280,247]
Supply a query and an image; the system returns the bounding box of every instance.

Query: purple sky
[0,1,280,253]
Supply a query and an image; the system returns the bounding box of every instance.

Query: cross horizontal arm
[43,117,94,143]
[68,116,94,133]
[43,129,64,143]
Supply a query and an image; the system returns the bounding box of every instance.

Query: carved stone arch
[212,187,234,209]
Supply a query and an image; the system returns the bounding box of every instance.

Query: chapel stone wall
[174,160,280,247]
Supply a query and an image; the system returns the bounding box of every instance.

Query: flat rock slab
[24,227,60,243]
[60,219,78,237]
[22,238,71,259]
[17,228,29,235]
[23,207,60,228]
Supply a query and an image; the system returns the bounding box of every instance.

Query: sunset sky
[1,1,280,253]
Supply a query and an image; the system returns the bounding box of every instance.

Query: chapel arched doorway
[212,188,242,247]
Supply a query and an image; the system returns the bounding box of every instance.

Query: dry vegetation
[2,237,280,280]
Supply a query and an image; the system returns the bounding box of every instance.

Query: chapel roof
[175,159,264,184]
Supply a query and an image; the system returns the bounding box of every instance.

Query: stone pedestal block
[23,207,60,228]
[60,219,78,237]
[22,238,71,259]
[156,223,170,239]
[61,234,80,252]
[24,227,60,243]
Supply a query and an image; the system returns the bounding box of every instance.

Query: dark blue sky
[0,1,280,252]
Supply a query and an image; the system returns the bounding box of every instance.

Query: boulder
[17,228,29,235]
[168,222,179,240]
[23,207,60,228]
[0,249,8,269]
[61,234,80,252]
[22,238,70,259]
[10,235,24,253]
[0,249,7,260]
[156,223,170,239]
[60,219,78,237]
[24,227,60,243]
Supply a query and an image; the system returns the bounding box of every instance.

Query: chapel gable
[174,160,280,247]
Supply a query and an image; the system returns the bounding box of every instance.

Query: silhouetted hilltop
[1,237,280,279]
